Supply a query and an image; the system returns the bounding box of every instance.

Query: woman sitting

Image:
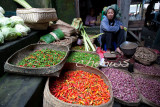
[98,5,125,55]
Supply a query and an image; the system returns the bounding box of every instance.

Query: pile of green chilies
[18,48,66,68]
[66,52,100,67]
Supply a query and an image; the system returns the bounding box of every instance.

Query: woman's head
[106,8,115,20]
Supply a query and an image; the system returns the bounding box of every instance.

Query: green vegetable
[0,6,5,14]
[67,52,100,67]
[14,0,32,8]
[1,26,21,41]
[0,12,4,18]
[0,31,4,44]
[14,24,30,37]
[18,49,66,68]
[0,17,14,27]
[10,16,24,25]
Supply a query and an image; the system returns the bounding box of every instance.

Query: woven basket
[38,36,77,48]
[109,69,141,106]
[4,44,69,76]
[16,8,58,23]
[43,63,114,107]
[133,74,160,107]
[134,47,157,65]
[133,63,160,77]
[25,22,49,30]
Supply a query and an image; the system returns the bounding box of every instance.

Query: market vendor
[98,5,125,55]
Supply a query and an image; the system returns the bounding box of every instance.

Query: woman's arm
[85,16,90,26]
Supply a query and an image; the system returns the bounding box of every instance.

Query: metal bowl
[120,41,138,56]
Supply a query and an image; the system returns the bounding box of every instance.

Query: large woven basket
[133,74,160,107]
[16,8,58,23]
[4,44,69,76]
[43,63,114,107]
[134,47,157,65]
[101,68,141,106]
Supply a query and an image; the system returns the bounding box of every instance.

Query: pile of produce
[66,52,100,67]
[0,6,30,44]
[50,70,110,105]
[71,45,93,51]
[134,63,160,76]
[18,49,66,68]
[134,75,160,106]
[101,68,140,103]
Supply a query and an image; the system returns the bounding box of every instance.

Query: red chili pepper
[49,70,110,106]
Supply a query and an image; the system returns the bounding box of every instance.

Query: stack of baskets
[16,8,58,30]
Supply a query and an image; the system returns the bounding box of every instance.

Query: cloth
[101,29,125,50]
[96,47,106,58]
[103,4,121,20]
[85,15,96,26]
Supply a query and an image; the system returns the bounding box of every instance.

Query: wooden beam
[75,0,80,18]
[117,0,131,39]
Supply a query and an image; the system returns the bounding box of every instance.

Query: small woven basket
[16,8,58,23]
[134,47,157,65]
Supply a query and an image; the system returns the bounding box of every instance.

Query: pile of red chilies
[50,70,110,105]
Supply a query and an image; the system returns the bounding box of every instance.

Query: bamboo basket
[43,63,114,107]
[16,8,58,23]
[101,68,141,106]
[133,74,160,107]
[4,44,69,76]
[134,47,157,65]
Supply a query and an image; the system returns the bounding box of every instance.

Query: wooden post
[75,0,80,18]
[117,0,131,40]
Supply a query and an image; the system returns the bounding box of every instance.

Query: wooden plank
[75,0,80,18]
[128,31,141,42]
[0,74,44,107]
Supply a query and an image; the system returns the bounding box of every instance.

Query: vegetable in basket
[0,17,15,27]
[0,12,4,18]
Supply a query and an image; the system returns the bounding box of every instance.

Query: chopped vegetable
[10,16,24,25]
[50,70,110,105]
[18,49,66,68]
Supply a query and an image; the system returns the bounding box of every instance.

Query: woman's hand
[89,20,96,24]
[120,26,124,29]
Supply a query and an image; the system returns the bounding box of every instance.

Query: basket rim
[16,8,56,13]
[4,43,70,76]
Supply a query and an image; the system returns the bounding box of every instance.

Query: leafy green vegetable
[0,6,5,14]
[0,12,4,18]
[10,16,24,25]
[0,17,14,27]
[15,24,30,37]
[1,26,21,41]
